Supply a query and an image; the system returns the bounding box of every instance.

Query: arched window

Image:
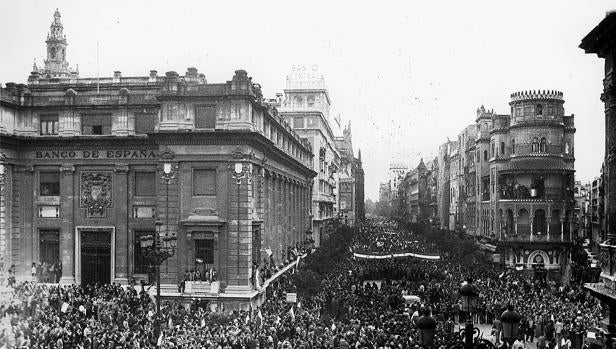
[307,95,315,107]
[50,47,56,59]
[500,142,505,155]
[565,142,570,155]
[532,137,539,152]
[533,209,547,234]
[536,104,543,116]
[511,139,515,154]
[293,96,303,106]
[491,141,495,157]
[483,150,488,161]
[540,137,547,152]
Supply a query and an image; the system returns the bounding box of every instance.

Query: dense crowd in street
[352,218,439,255]
[0,217,606,348]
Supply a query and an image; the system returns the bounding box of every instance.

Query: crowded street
[1,3,615,347]
[0,218,605,348]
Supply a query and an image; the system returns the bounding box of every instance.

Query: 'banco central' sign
[288,64,321,80]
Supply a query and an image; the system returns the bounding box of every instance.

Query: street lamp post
[446,279,496,349]
[459,279,479,349]
[231,162,251,283]
[139,162,177,315]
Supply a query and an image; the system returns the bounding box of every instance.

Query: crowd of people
[0,217,606,348]
[352,218,439,256]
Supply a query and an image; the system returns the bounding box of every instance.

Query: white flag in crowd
[60,302,69,313]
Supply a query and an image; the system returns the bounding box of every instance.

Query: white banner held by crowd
[353,252,440,260]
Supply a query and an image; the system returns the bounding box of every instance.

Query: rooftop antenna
[96,42,100,94]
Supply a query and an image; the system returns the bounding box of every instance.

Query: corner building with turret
[474,90,575,280]
[0,10,316,309]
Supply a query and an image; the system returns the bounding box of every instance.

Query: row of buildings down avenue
[0,10,364,309]
[380,90,577,281]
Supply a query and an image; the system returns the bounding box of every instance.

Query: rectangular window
[135,114,156,134]
[195,105,216,129]
[195,239,214,265]
[134,231,152,274]
[135,172,156,196]
[40,230,60,272]
[293,117,304,128]
[193,169,216,196]
[82,115,112,135]
[40,172,60,196]
[40,115,59,135]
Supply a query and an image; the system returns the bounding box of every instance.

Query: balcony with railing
[504,233,570,243]
[510,144,565,157]
[499,186,570,202]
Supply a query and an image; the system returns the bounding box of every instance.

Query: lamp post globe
[416,309,437,347]
[459,279,479,313]
[501,304,521,348]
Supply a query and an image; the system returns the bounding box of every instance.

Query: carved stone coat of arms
[80,171,113,217]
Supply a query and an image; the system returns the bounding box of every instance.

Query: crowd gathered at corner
[0,217,607,348]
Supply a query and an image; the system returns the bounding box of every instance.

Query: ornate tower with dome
[29,9,78,82]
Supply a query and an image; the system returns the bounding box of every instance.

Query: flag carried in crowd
[258,309,264,325]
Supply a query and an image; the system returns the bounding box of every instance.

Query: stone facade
[437,140,456,229]
[580,10,616,337]
[334,123,365,226]
[0,11,315,307]
[590,172,605,255]
[398,158,438,224]
[490,91,576,279]
[279,66,339,244]
[392,92,576,279]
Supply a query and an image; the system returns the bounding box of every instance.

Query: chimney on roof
[149,70,157,83]
[113,71,121,83]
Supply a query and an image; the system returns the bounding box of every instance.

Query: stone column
[547,212,551,240]
[605,82,616,241]
[282,177,289,257]
[530,214,534,240]
[0,162,10,271]
[114,165,129,284]
[265,171,272,262]
[274,174,282,260]
[59,164,75,284]
[514,214,518,235]
[293,182,298,245]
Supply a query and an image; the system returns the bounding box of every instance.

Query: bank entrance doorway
[80,231,111,285]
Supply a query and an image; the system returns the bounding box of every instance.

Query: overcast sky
[0,1,611,200]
